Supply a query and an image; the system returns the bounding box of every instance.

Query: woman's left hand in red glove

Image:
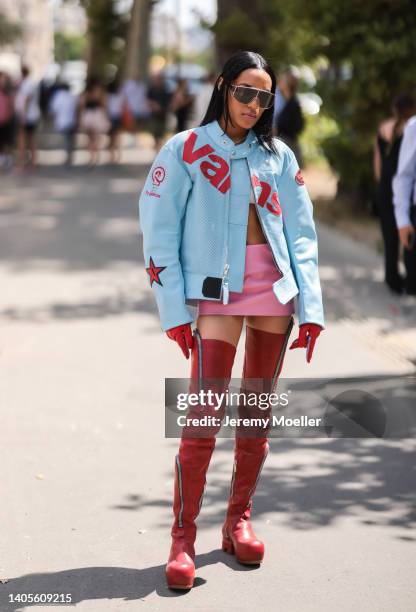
[166,323,194,359]
[289,323,323,363]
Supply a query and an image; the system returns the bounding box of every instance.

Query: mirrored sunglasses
[229,84,275,109]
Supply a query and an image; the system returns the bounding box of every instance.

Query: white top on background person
[191,74,216,125]
[49,86,78,132]
[107,90,124,120]
[392,115,416,229]
[121,78,150,118]
[15,71,41,124]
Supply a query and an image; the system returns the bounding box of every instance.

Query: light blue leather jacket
[138,119,325,332]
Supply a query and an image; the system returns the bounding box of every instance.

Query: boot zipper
[193,328,203,390]
[270,316,294,392]
[175,455,184,528]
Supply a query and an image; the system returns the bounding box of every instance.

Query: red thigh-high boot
[166,329,237,590]
[222,316,294,565]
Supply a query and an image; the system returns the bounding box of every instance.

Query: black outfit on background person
[274,96,304,167]
[175,98,193,133]
[147,85,172,140]
[376,132,416,294]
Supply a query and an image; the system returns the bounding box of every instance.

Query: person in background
[147,72,172,152]
[0,71,15,171]
[273,68,304,167]
[374,94,415,294]
[79,78,110,167]
[169,78,194,133]
[14,65,41,170]
[192,72,217,126]
[392,103,416,295]
[121,77,149,129]
[49,82,79,166]
[106,79,124,164]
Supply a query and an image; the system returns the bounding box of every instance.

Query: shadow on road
[0,550,260,609]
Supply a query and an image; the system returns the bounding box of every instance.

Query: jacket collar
[205,119,259,159]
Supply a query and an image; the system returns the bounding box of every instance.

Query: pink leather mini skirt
[197,243,295,316]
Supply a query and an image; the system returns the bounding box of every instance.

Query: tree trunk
[85,0,111,79]
[122,0,152,83]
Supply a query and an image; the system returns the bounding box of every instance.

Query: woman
[138,51,325,590]
[374,93,415,294]
[79,78,110,166]
[273,68,304,167]
[14,65,41,170]
[169,77,194,133]
[147,72,172,152]
[0,71,15,170]
[106,79,124,164]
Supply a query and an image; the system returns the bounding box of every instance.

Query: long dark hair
[388,93,415,153]
[200,50,278,154]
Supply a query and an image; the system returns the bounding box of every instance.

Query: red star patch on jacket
[146,257,166,287]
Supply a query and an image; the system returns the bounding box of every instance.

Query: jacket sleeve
[277,149,325,329]
[392,119,416,229]
[138,143,195,332]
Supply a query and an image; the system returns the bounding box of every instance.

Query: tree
[78,0,128,79]
[212,0,416,206]
[121,0,157,82]
[0,11,21,46]
[296,0,416,205]
[54,32,86,63]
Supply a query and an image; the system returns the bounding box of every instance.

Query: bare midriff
[246,202,267,245]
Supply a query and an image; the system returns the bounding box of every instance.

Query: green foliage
[212,7,265,51]
[0,11,21,45]
[214,0,416,205]
[300,113,339,167]
[54,32,86,63]
[76,0,129,78]
[296,0,416,203]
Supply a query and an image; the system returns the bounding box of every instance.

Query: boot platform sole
[167,583,194,590]
[222,537,264,565]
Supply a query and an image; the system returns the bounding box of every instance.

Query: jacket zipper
[221,156,231,305]
[222,260,230,305]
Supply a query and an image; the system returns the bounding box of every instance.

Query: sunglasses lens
[234,87,256,104]
[232,86,274,108]
[258,92,273,108]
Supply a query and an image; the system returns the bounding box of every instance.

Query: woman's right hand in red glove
[166,323,194,359]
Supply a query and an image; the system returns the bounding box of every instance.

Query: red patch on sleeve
[295,169,305,186]
[146,257,166,286]
[152,166,166,186]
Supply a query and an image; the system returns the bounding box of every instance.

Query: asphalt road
[1,140,415,611]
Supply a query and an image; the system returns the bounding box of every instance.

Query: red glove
[289,323,323,363]
[166,323,194,359]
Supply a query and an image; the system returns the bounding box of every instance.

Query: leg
[379,201,403,292]
[16,125,26,167]
[222,315,294,565]
[403,238,416,294]
[27,129,37,167]
[166,315,243,590]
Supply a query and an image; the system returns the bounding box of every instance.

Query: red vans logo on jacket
[183,131,231,193]
[251,175,282,216]
[182,131,281,216]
